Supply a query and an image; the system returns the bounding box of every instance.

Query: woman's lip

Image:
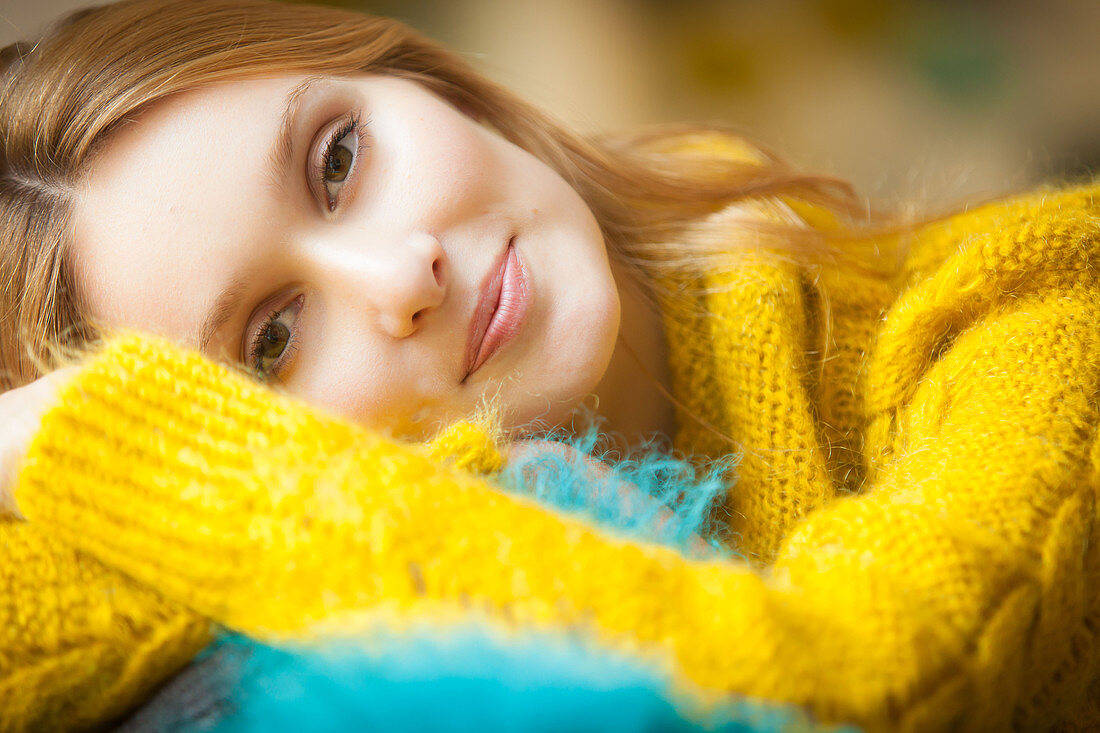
[463,238,530,380]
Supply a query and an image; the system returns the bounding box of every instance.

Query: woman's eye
[319,121,360,209]
[248,294,304,380]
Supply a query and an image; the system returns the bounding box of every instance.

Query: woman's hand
[0,367,79,518]
[506,439,712,554]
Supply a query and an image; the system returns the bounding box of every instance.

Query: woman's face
[72,74,621,439]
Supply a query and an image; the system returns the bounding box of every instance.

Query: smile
[464,238,531,379]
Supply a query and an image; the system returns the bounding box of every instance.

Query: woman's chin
[503,394,587,438]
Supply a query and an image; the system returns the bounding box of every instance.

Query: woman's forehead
[71,77,298,339]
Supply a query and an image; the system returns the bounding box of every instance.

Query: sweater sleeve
[15,199,1100,733]
[14,331,770,643]
[0,519,212,732]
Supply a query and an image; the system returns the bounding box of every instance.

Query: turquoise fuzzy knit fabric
[499,421,742,559]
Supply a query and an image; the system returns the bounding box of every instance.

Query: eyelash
[315,112,369,212]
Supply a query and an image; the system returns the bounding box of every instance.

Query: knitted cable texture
[4,179,1100,732]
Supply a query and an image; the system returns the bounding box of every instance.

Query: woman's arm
[0,521,211,732]
[0,346,713,732]
[1,369,215,732]
[12,296,1100,733]
[14,333,743,637]
[0,367,79,517]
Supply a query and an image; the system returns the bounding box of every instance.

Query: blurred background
[4,0,1099,208]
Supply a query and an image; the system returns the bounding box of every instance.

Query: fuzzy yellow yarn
[5,180,1100,732]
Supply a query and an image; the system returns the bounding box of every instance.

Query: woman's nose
[378,232,447,338]
[317,231,448,339]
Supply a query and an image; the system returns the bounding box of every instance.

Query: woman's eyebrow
[196,266,258,355]
[264,76,324,191]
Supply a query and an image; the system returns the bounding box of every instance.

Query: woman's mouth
[464,238,531,380]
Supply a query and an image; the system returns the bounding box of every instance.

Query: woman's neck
[583,260,677,453]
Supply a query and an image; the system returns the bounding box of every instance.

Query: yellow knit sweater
[5,181,1100,732]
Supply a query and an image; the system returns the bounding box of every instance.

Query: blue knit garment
[498,420,743,560]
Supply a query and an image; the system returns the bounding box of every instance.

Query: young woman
[3,0,1100,731]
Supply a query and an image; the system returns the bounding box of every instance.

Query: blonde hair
[0,0,905,393]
